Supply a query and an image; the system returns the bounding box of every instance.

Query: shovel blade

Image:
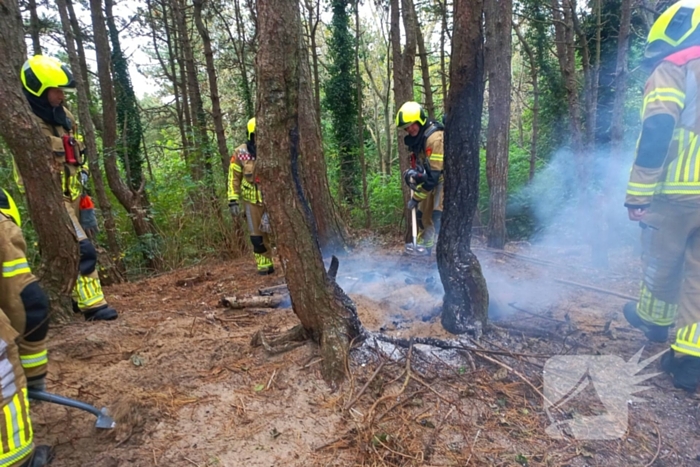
[404,243,428,256]
[96,408,116,429]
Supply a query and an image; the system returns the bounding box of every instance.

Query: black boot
[72,300,81,314]
[84,305,118,321]
[673,355,700,392]
[623,301,669,343]
[257,266,275,276]
[21,445,54,467]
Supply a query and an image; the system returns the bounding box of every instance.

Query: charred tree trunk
[193,0,229,174]
[256,0,362,384]
[390,0,418,239]
[0,0,78,315]
[484,0,511,249]
[56,0,125,278]
[438,0,488,334]
[298,34,349,253]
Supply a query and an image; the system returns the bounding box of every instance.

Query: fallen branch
[258,284,288,296]
[221,295,287,309]
[553,278,636,301]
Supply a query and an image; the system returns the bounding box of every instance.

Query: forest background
[0,0,655,278]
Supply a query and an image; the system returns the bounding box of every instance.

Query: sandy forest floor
[32,238,700,466]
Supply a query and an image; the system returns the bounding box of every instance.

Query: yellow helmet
[247,118,256,140]
[21,55,76,97]
[645,0,700,64]
[0,190,21,227]
[395,101,427,129]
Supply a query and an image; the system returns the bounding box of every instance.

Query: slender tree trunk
[233,0,255,118]
[27,0,42,54]
[552,0,583,155]
[65,0,89,94]
[90,0,162,270]
[416,22,435,119]
[390,0,418,239]
[0,0,78,316]
[56,0,125,277]
[298,33,349,253]
[355,1,370,228]
[484,0,512,249]
[256,0,362,384]
[438,0,488,334]
[193,0,229,174]
[440,0,448,113]
[305,0,322,123]
[514,23,539,182]
[611,0,632,152]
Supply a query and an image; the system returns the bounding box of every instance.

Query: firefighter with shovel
[0,189,53,466]
[396,102,445,255]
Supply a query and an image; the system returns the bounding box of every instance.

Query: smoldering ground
[330,146,642,330]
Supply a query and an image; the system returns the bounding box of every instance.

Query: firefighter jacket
[0,215,49,382]
[228,143,263,205]
[14,107,87,202]
[626,46,700,208]
[405,123,444,203]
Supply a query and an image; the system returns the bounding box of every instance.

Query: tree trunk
[256,0,362,384]
[390,0,418,240]
[56,0,125,278]
[610,0,632,152]
[27,0,42,55]
[298,32,349,253]
[440,0,448,113]
[0,0,78,316]
[438,0,489,335]
[90,0,162,271]
[233,0,255,118]
[193,0,229,174]
[484,0,512,250]
[416,21,435,119]
[355,0,370,228]
[552,0,583,155]
[514,23,538,182]
[65,0,89,95]
[305,0,322,124]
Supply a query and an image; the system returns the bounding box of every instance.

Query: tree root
[250,324,309,355]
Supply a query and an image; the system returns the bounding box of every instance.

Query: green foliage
[323,0,360,203]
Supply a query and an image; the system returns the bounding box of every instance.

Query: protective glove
[26,376,46,392]
[260,212,271,233]
[407,198,420,210]
[403,167,425,191]
[229,201,240,216]
[79,194,99,237]
[79,169,89,187]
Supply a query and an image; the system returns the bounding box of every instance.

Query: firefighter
[0,189,53,466]
[623,0,700,392]
[18,55,117,321]
[396,101,444,254]
[228,118,274,275]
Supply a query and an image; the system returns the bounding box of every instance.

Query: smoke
[330,146,641,328]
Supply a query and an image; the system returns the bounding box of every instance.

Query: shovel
[28,389,116,429]
[405,190,426,256]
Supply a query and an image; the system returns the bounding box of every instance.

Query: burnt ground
[32,240,700,467]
